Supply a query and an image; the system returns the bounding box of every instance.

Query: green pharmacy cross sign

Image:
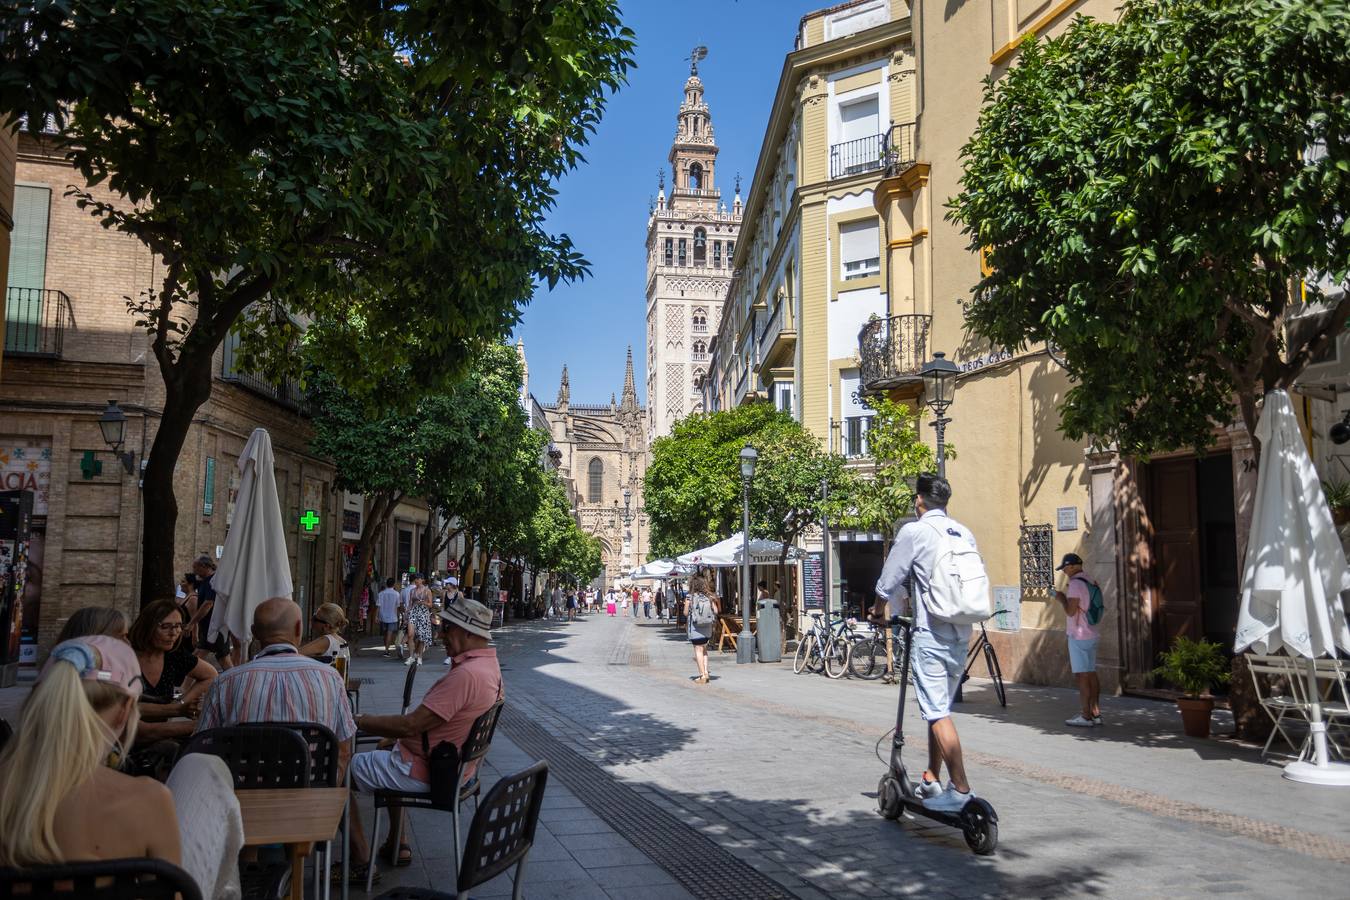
[299,509,321,533]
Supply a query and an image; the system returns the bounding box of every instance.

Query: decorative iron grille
[858,313,930,391]
[1019,524,1054,593]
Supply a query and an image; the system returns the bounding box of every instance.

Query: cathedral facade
[645,58,743,441]
[534,348,650,587]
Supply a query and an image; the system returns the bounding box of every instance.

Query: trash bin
[756,598,782,662]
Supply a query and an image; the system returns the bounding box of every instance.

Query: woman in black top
[129,599,217,737]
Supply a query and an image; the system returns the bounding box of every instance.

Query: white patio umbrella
[207,428,293,657]
[1234,390,1350,786]
[629,558,695,580]
[676,532,805,568]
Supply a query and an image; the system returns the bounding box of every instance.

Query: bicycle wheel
[793,634,816,675]
[848,638,887,680]
[984,642,1007,707]
[824,637,852,679]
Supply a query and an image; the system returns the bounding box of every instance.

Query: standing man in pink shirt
[342,598,502,883]
[1054,553,1102,727]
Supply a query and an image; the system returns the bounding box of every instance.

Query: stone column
[1085,445,1124,694]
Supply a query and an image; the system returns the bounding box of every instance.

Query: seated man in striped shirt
[194,597,357,776]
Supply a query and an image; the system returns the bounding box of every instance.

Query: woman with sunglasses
[300,602,350,664]
[129,599,217,736]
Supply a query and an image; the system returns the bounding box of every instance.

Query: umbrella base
[1283,760,1350,787]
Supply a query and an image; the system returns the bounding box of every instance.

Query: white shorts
[349,748,429,794]
[912,631,965,722]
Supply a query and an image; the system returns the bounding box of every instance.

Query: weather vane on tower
[686,45,708,76]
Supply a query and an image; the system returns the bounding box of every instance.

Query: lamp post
[97,400,137,476]
[622,488,633,573]
[737,445,758,664]
[919,352,959,478]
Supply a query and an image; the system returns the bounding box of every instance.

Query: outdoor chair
[1312,657,1350,760]
[0,858,203,900]
[1246,653,1310,759]
[356,657,419,750]
[366,699,506,893]
[0,718,11,754]
[183,724,311,789]
[370,759,549,900]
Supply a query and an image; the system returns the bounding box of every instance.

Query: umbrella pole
[1283,657,1350,786]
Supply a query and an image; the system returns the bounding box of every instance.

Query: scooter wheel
[961,800,998,855]
[877,775,903,820]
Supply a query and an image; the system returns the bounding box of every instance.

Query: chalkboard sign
[802,551,825,611]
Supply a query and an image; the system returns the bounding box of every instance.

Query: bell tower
[645,48,742,440]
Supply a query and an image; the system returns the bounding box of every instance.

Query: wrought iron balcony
[4,287,71,358]
[858,313,931,392]
[881,122,917,177]
[830,133,886,180]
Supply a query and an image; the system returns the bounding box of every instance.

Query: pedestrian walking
[376,577,402,657]
[1055,553,1103,727]
[642,587,653,619]
[606,589,617,617]
[655,588,666,621]
[684,575,720,683]
[566,589,578,622]
[621,592,630,617]
[406,586,435,666]
[871,472,979,813]
[441,576,464,665]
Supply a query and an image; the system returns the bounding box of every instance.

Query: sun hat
[42,636,143,698]
[437,597,492,639]
[444,576,459,587]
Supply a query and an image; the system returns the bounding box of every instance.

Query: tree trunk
[344,491,394,619]
[139,359,214,606]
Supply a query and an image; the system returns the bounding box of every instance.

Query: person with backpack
[684,574,720,684]
[872,473,987,813]
[1055,553,1103,727]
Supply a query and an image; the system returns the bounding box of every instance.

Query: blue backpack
[1072,576,1105,626]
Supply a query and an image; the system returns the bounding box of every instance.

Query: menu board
[802,551,825,611]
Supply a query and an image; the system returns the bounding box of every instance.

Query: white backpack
[923,520,992,624]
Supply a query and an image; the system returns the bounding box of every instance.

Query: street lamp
[737,445,758,664]
[919,352,959,478]
[97,400,137,476]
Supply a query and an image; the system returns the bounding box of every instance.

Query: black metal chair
[183,725,311,789]
[366,700,505,892]
[371,760,548,900]
[0,858,203,900]
[355,657,419,749]
[239,721,341,787]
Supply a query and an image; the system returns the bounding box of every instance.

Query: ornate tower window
[713,240,722,267]
[664,237,673,266]
[677,238,687,266]
[692,340,707,362]
[693,227,707,265]
[588,457,604,503]
[689,162,703,190]
[692,308,708,333]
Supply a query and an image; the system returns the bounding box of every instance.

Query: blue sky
[514,0,825,406]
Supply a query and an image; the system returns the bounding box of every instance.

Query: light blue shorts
[1068,637,1099,674]
[350,748,429,794]
[912,632,966,722]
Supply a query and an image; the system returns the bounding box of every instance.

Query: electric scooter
[875,614,999,855]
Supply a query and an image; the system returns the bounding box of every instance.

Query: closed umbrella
[1234,390,1350,786]
[208,428,293,657]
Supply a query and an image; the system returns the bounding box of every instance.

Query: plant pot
[1177,695,1215,738]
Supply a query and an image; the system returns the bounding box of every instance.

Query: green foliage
[1322,479,1350,513]
[645,403,853,558]
[949,0,1350,455]
[1152,635,1231,697]
[839,397,942,536]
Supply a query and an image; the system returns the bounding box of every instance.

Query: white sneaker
[923,785,974,813]
[1065,714,1096,727]
[404,655,416,667]
[444,656,452,666]
[914,777,944,800]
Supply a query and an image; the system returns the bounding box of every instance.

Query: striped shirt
[195,644,356,741]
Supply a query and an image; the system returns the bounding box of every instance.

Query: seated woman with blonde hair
[300,602,350,664]
[0,635,181,867]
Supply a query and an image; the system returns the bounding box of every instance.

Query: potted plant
[1322,479,1350,526]
[1152,636,1231,738]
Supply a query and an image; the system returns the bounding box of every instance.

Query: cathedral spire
[557,364,570,412]
[620,346,638,414]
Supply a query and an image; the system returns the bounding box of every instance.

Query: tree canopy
[0,0,634,600]
[949,0,1350,456]
[836,396,941,537]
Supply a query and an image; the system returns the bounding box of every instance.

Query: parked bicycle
[849,618,910,683]
[792,612,857,679]
[959,620,1006,707]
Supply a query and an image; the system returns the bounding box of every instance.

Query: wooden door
[1148,459,1204,646]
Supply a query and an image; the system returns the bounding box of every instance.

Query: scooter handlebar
[887,614,914,627]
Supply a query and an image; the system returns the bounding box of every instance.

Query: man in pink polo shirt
[342,597,502,883]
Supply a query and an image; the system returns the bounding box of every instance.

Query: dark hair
[915,472,952,509]
[385,577,396,588]
[55,606,129,645]
[129,598,186,653]
[757,580,768,590]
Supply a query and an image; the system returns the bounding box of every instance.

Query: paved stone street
[366,612,1348,900]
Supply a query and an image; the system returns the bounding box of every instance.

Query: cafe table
[237,787,348,900]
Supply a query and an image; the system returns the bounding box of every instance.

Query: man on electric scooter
[871,473,977,813]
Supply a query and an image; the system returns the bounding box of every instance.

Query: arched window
[692,308,708,333]
[689,162,703,190]
[588,457,604,503]
[692,340,707,361]
[693,227,707,265]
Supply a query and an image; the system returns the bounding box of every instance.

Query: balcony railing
[4,287,71,357]
[828,123,917,181]
[859,313,931,391]
[221,330,310,414]
[830,133,886,180]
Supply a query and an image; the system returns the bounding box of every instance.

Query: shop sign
[0,439,51,516]
[992,587,1021,631]
[958,348,1013,373]
[342,509,361,538]
[301,478,323,538]
[1056,506,1078,531]
[202,457,216,517]
[802,551,825,611]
